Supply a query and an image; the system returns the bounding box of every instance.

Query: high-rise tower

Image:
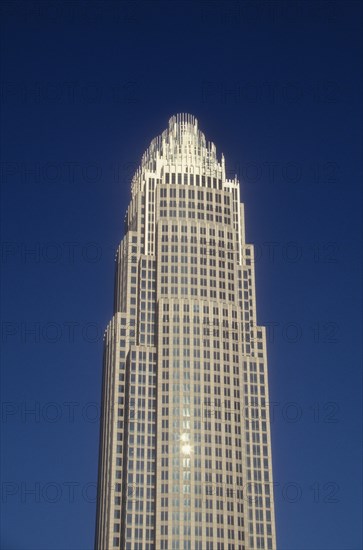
[95,114,276,550]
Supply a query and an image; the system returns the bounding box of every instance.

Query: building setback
[95,114,276,550]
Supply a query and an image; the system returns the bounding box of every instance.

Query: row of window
[157,495,270,511]
[159,210,231,224]
[160,526,236,538]
[159,541,244,550]
[160,223,234,238]
[163,174,225,191]
[159,199,230,214]
[159,245,234,256]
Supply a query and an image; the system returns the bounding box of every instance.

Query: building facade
[95,114,276,550]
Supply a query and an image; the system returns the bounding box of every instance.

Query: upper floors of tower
[130,114,238,198]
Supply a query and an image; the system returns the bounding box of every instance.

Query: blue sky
[1,1,362,549]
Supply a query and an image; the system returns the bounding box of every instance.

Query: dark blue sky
[1,1,362,549]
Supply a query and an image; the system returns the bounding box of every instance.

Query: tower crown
[132,113,222,196]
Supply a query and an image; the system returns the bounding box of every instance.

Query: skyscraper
[95,114,276,550]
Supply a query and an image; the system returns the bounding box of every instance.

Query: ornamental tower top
[131,113,226,196]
